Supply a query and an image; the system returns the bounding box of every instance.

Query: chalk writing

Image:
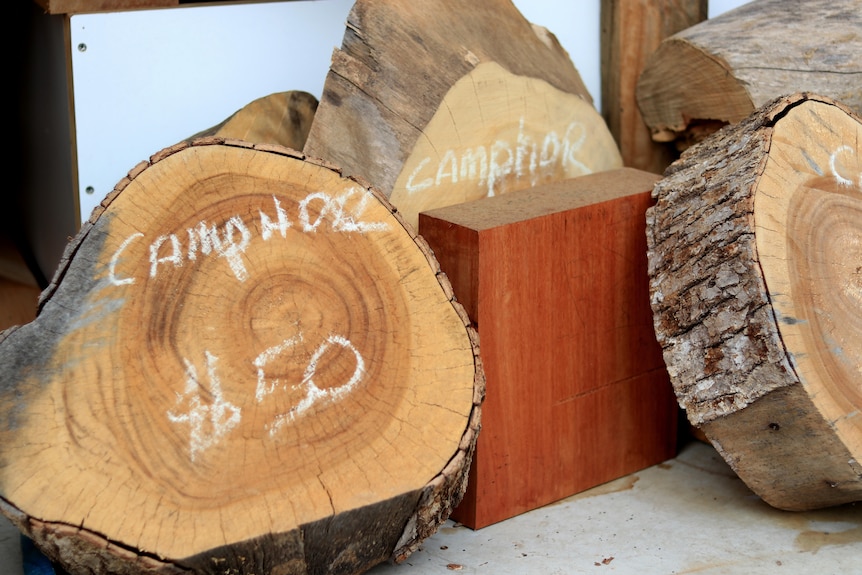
[298,188,389,233]
[169,331,365,460]
[830,145,861,188]
[267,333,365,436]
[109,232,143,286]
[405,117,589,198]
[109,189,389,286]
[167,351,242,462]
[254,332,305,403]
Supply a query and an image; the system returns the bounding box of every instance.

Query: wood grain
[420,168,677,528]
[0,139,483,574]
[304,0,622,230]
[600,0,707,173]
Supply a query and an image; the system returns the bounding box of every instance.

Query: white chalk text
[168,330,365,461]
[109,188,389,285]
[405,117,590,197]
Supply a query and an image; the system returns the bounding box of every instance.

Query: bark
[647,92,862,510]
[637,0,862,149]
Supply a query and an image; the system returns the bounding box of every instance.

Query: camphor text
[108,187,389,285]
[403,116,591,198]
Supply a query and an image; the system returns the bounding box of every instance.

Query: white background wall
[69,0,748,222]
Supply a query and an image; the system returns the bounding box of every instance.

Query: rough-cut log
[647,93,862,510]
[600,0,707,174]
[420,168,678,528]
[190,91,318,151]
[304,0,622,230]
[637,0,862,150]
[0,138,483,575]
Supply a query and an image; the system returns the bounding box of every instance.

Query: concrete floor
[1,441,860,574]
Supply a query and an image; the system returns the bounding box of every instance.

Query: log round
[0,139,483,575]
[647,93,862,510]
[303,0,622,230]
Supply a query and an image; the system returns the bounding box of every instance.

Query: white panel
[709,0,751,18]
[70,0,354,222]
[71,0,599,224]
[512,0,601,108]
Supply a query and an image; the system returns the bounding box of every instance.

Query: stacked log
[304,0,622,230]
[189,90,319,151]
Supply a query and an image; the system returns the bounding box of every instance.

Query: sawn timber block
[419,167,678,529]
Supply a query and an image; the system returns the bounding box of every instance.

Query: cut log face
[637,0,862,149]
[647,93,862,510]
[304,0,622,230]
[0,139,482,574]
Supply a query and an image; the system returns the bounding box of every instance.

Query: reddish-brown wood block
[419,168,678,529]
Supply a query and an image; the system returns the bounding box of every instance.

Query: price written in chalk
[168,330,365,462]
[108,187,389,285]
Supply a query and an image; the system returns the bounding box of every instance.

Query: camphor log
[637,0,862,150]
[0,138,483,574]
[304,0,622,230]
[647,93,862,510]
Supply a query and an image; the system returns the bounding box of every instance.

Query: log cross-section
[647,93,862,510]
[0,138,483,575]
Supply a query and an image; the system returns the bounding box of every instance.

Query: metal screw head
[78,43,87,52]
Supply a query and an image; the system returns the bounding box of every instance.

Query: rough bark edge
[701,384,862,511]
[646,92,858,427]
[6,138,486,573]
[1,496,188,575]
